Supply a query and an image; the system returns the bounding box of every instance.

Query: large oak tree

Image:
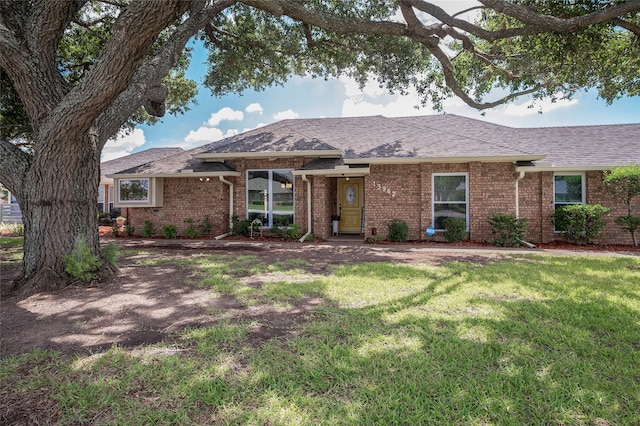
[2,0,639,299]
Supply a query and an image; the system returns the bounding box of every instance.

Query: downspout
[299,174,312,242]
[515,170,536,248]
[215,175,234,240]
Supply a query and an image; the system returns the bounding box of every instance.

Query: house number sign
[372,180,397,198]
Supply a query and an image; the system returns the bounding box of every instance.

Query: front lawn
[2,251,639,425]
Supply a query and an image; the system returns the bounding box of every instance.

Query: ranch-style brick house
[108,114,640,245]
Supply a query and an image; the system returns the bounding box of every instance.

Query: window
[97,186,105,213]
[247,170,294,227]
[432,173,468,230]
[118,178,149,203]
[554,173,585,231]
[108,186,115,213]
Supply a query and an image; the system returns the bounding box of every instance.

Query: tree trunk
[14,131,109,300]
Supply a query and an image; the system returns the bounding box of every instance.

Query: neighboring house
[108,115,640,245]
[100,148,184,215]
[0,185,22,224]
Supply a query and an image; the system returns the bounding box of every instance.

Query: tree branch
[95,0,237,147]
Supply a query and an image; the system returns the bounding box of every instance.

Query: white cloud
[273,109,299,120]
[101,128,146,161]
[339,76,426,118]
[184,127,239,148]
[207,107,244,126]
[245,103,264,114]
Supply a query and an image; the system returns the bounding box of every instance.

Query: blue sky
[101,3,640,161]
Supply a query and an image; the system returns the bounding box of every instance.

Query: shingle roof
[110,115,640,176]
[101,148,184,182]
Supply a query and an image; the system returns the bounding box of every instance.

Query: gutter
[299,174,312,242]
[219,175,234,232]
[515,170,537,249]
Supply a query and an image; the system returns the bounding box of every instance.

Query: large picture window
[432,173,468,230]
[118,178,150,203]
[554,173,585,231]
[247,170,294,227]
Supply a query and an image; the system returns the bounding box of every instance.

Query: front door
[337,178,363,233]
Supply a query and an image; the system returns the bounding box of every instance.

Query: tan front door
[337,178,363,233]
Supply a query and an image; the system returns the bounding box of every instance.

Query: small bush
[111,222,120,237]
[284,224,301,240]
[442,217,467,243]
[102,243,118,267]
[552,204,610,245]
[388,219,409,242]
[141,220,155,237]
[124,224,135,237]
[184,218,199,239]
[488,214,529,247]
[231,215,251,237]
[615,214,640,246]
[198,216,213,235]
[269,226,284,238]
[162,224,178,239]
[64,239,100,282]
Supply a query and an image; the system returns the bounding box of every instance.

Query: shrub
[141,220,155,237]
[124,224,135,237]
[162,224,178,239]
[488,214,529,247]
[111,222,120,237]
[615,214,640,245]
[184,218,199,239]
[442,217,467,243]
[269,226,284,238]
[64,238,100,282]
[604,164,640,246]
[198,215,213,235]
[284,224,301,240]
[388,219,409,242]
[552,204,610,245]
[231,215,251,237]
[102,243,118,267]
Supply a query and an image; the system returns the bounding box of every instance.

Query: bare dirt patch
[0,239,631,357]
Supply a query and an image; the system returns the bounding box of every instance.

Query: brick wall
[125,158,639,245]
[128,177,231,236]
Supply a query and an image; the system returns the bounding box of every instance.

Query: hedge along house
[108,114,640,245]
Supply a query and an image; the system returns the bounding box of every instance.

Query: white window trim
[553,172,586,232]
[117,178,151,203]
[246,169,295,228]
[432,172,469,231]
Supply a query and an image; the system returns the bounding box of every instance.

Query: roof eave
[344,155,546,165]
[516,165,615,172]
[107,171,242,179]
[292,167,371,177]
[193,150,343,161]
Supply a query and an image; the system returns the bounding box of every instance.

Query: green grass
[2,253,639,425]
[0,236,23,272]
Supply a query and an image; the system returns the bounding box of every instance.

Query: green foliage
[442,217,467,243]
[141,221,155,237]
[111,222,119,237]
[162,225,178,239]
[184,218,199,239]
[64,239,100,282]
[102,243,118,267]
[552,204,610,245]
[614,214,640,247]
[604,164,640,246]
[124,224,135,237]
[488,214,529,247]
[388,219,409,242]
[231,215,251,237]
[284,224,301,240]
[198,216,213,235]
